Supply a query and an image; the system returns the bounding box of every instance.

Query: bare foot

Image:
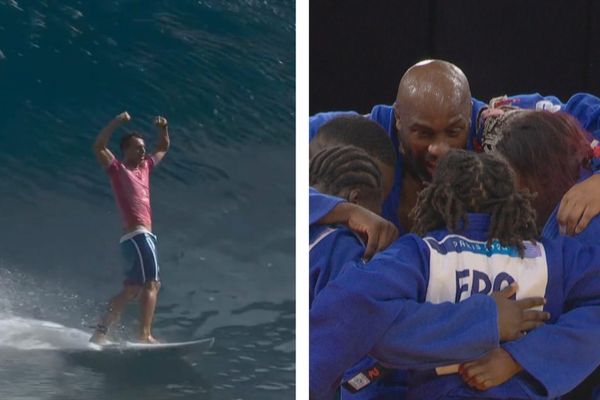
[138,335,159,344]
[90,332,109,345]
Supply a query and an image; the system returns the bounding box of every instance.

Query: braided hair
[310,145,383,212]
[411,150,538,257]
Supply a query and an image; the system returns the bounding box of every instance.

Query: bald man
[310,59,600,236]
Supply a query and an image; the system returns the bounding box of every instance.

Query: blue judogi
[309,187,344,226]
[310,223,365,307]
[338,172,600,400]
[311,214,600,400]
[309,209,501,399]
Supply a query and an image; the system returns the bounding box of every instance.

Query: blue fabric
[369,105,405,231]
[309,224,364,307]
[342,192,600,400]
[407,230,600,399]
[309,187,345,226]
[120,232,160,285]
[309,213,499,400]
[310,222,500,399]
[311,214,600,399]
[311,295,499,400]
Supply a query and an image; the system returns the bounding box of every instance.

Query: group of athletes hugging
[309,59,600,400]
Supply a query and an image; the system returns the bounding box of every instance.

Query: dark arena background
[310,0,600,114]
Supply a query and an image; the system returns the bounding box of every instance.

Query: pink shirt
[106,156,156,230]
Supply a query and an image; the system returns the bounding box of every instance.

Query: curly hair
[411,150,539,257]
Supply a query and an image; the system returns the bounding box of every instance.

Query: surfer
[90,111,170,344]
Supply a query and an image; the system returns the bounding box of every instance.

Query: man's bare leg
[139,280,160,343]
[90,284,141,344]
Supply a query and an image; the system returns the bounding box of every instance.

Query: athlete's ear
[393,102,402,133]
[348,189,361,205]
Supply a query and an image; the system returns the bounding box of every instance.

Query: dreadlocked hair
[410,150,539,257]
[310,145,382,197]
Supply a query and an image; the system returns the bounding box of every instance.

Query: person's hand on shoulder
[557,174,600,235]
[344,204,399,261]
[316,202,398,260]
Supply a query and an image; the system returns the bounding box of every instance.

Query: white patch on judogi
[424,235,548,308]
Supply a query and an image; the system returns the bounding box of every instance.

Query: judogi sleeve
[310,229,365,307]
[309,187,344,226]
[370,295,498,369]
[310,236,499,399]
[502,238,600,398]
[563,93,600,140]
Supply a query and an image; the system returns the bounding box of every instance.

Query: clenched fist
[154,115,168,128]
[115,111,131,123]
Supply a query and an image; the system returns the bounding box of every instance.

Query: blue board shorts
[119,229,160,285]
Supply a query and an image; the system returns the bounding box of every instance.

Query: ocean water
[0,1,295,399]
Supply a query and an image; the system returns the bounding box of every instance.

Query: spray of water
[0,266,100,351]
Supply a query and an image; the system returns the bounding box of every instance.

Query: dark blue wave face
[0,0,295,399]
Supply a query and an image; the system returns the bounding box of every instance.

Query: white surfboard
[96,337,215,353]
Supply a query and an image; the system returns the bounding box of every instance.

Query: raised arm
[93,111,131,168]
[152,115,170,164]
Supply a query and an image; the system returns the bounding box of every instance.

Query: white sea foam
[0,316,99,351]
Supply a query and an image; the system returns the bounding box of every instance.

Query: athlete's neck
[123,159,143,169]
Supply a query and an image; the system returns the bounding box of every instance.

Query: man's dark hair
[311,115,396,167]
[120,131,144,151]
[310,145,382,197]
[411,150,538,257]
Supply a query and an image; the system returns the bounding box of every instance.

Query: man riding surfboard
[90,111,170,344]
